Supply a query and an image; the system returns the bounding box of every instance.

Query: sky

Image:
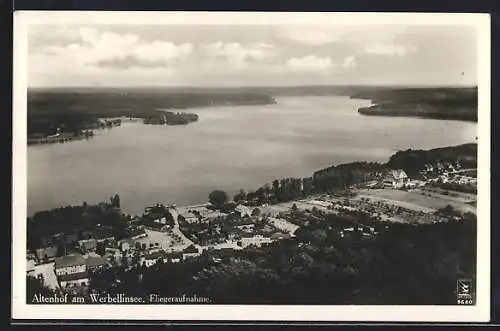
[27,24,478,88]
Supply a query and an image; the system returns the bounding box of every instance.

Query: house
[35,246,58,263]
[238,234,273,248]
[130,229,147,240]
[78,238,97,253]
[166,252,183,263]
[54,254,89,288]
[268,217,299,235]
[209,247,235,262]
[85,255,110,272]
[58,272,89,288]
[182,245,200,260]
[104,247,122,263]
[55,254,86,276]
[382,169,409,188]
[234,221,255,232]
[181,211,199,223]
[424,164,434,172]
[93,232,115,244]
[141,250,169,268]
[118,238,135,252]
[27,259,36,277]
[446,163,456,171]
[235,204,252,218]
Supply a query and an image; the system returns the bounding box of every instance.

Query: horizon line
[27,84,479,90]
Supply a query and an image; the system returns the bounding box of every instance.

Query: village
[26,159,477,294]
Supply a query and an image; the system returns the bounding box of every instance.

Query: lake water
[27,96,477,216]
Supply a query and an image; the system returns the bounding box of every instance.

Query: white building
[54,254,89,288]
[118,238,135,252]
[54,254,86,276]
[268,217,299,235]
[239,235,273,248]
[140,250,169,268]
[383,169,409,188]
[235,204,252,217]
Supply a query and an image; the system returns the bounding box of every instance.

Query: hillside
[354,87,477,122]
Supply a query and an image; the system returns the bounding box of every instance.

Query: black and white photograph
[12,11,490,322]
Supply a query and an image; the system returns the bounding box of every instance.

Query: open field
[416,188,476,204]
[357,189,476,214]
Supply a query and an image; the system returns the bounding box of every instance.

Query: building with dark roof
[58,271,89,288]
[141,250,169,268]
[85,255,109,271]
[166,252,183,263]
[54,254,86,276]
[182,245,201,259]
[54,254,89,288]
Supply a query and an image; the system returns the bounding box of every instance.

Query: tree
[252,208,261,217]
[234,189,246,203]
[26,276,54,303]
[55,240,66,257]
[110,194,121,208]
[208,190,228,209]
[96,241,106,256]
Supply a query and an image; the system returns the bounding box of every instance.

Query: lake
[27,96,477,216]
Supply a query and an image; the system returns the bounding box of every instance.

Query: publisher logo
[457,279,474,305]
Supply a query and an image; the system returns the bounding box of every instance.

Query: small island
[27,89,277,144]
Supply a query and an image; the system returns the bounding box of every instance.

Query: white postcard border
[12,11,491,322]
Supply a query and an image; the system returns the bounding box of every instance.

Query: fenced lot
[134,229,192,252]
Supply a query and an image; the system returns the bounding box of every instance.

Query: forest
[386,143,477,177]
[354,87,477,122]
[26,195,127,252]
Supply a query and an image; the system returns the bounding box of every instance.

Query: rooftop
[145,250,168,260]
[58,271,89,282]
[55,254,86,269]
[85,255,108,268]
[183,245,199,254]
[166,252,183,259]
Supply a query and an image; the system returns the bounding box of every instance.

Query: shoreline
[27,142,478,218]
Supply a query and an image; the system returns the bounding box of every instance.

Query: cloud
[285,55,334,71]
[35,27,194,70]
[365,43,418,56]
[204,42,275,66]
[279,26,343,45]
[132,41,193,63]
[341,56,357,69]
